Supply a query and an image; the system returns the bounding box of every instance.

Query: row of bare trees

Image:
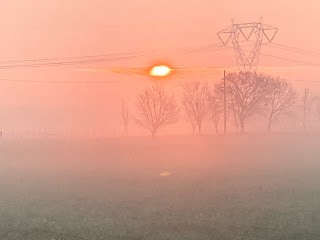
[121,72,316,137]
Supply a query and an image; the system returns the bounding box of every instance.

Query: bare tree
[208,94,223,134]
[303,88,310,132]
[181,81,210,134]
[216,72,274,133]
[120,99,130,135]
[135,84,179,137]
[265,78,298,133]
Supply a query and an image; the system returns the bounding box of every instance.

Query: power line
[0,51,149,64]
[268,43,320,57]
[0,54,153,69]
[227,45,320,66]
[259,52,318,66]
[0,78,120,84]
[2,40,320,84]
[3,77,319,84]
[245,40,320,58]
[0,43,223,69]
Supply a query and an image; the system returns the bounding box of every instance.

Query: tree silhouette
[208,94,223,134]
[231,100,240,133]
[135,84,179,137]
[120,99,130,136]
[216,72,274,133]
[181,81,210,134]
[265,78,298,133]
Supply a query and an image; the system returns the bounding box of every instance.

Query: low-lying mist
[1,135,320,239]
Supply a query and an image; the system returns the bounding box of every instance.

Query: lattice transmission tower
[217,18,278,72]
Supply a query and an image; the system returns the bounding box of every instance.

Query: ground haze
[1,135,320,239]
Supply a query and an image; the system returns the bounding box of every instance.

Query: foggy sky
[0,1,320,134]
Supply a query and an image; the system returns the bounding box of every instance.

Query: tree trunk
[198,123,202,135]
[192,126,195,135]
[151,129,157,139]
[267,114,273,133]
[215,125,219,135]
[267,123,271,133]
[240,118,245,134]
[232,109,239,133]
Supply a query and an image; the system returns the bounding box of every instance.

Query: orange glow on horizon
[149,65,172,77]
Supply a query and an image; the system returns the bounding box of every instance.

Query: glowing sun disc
[150,65,172,77]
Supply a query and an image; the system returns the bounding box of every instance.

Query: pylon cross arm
[262,28,278,42]
[217,25,236,45]
[239,27,255,41]
[217,20,278,72]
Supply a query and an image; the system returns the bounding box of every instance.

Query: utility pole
[223,70,227,134]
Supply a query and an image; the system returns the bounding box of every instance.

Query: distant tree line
[120,72,320,137]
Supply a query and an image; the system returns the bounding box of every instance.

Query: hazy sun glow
[149,65,172,77]
[160,171,171,177]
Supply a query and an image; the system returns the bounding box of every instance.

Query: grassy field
[1,135,320,239]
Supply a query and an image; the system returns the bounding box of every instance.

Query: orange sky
[0,1,320,134]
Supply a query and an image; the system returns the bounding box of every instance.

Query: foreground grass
[0,136,320,239]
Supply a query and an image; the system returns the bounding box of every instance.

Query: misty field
[1,135,320,240]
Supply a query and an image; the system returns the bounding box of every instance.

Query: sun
[149,65,172,77]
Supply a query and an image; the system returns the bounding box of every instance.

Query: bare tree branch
[135,84,179,137]
[215,72,275,133]
[265,78,298,133]
[181,81,209,134]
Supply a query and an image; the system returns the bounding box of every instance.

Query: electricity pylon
[218,18,278,72]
